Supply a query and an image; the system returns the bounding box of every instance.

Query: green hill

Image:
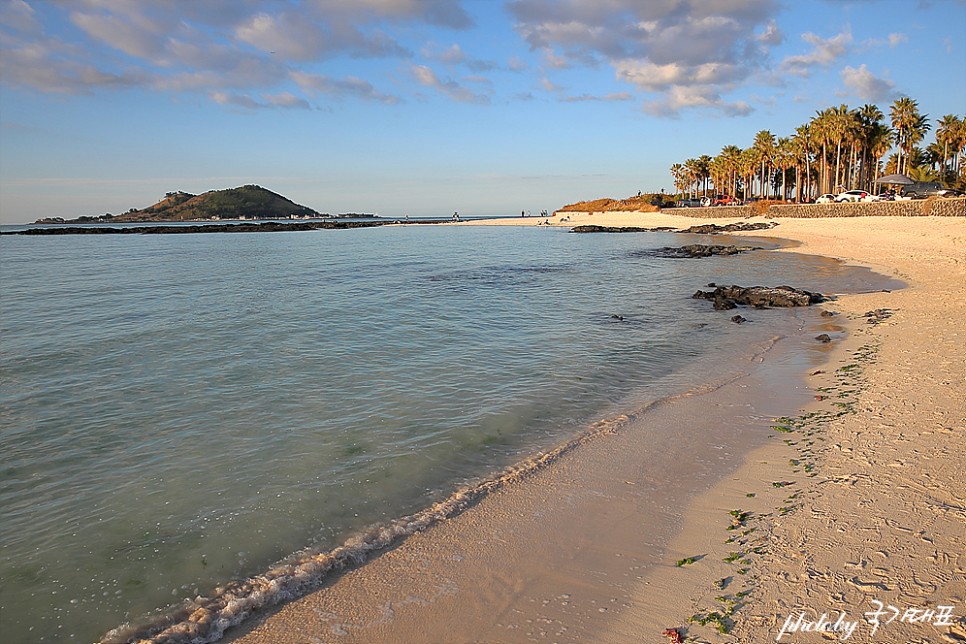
[115,185,321,221]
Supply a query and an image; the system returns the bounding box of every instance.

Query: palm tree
[665,100,961,199]
[856,103,885,187]
[774,137,796,200]
[697,155,713,197]
[709,156,728,197]
[936,114,961,177]
[890,97,929,176]
[907,113,932,170]
[684,158,703,196]
[740,148,757,200]
[792,124,813,201]
[908,165,940,182]
[925,142,944,172]
[856,105,889,190]
[718,145,743,198]
[752,130,776,198]
[670,163,688,195]
[867,122,894,189]
[827,104,852,191]
[811,109,833,194]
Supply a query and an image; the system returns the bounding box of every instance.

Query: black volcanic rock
[653,244,762,258]
[693,284,826,309]
[676,222,778,234]
[570,225,676,233]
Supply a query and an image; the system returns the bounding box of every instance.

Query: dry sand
[229,212,964,644]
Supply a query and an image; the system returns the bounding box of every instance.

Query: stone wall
[663,206,753,218]
[662,198,965,218]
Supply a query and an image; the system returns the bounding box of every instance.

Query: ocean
[0,223,892,642]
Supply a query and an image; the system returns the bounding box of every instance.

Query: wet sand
[229,213,965,643]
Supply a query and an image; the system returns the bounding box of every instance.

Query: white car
[815,194,836,204]
[834,190,870,203]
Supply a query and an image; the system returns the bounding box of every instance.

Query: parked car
[897,182,963,199]
[676,197,704,208]
[815,194,836,204]
[713,195,741,206]
[834,190,870,203]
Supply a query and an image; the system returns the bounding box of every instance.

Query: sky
[0,0,964,224]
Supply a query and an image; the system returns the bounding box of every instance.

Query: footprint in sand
[847,576,889,593]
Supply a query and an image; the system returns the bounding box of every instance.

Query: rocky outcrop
[570,225,677,233]
[676,222,778,234]
[653,244,762,258]
[692,284,827,310]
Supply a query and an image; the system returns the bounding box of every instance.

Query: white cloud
[840,64,895,102]
[421,42,497,71]
[888,32,908,47]
[757,20,783,46]
[309,0,473,29]
[562,92,633,103]
[291,71,401,104]
[0,0,40,34]
[643,86,752,117]
[507,56,528,72]
[0,0,471,107]
[209,90,311,110]
[69,8,168,60]
[235,13,326,60]
[507,0,777,116]
[780,30,852,77]
[411,64,489,104]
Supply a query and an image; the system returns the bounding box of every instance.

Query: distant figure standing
[521,210,525,217]
[452,211,460,222]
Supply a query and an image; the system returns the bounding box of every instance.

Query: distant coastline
[2,219,443,236]
[29,184,380,225]
[32,213,377,225]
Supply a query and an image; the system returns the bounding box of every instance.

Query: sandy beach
[228,212,964,644]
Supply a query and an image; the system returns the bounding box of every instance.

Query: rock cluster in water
[653,244,761,258]
[570,224,677,233]
[675,222,778,234]
[570,221,778,234]
[692,284,827,310]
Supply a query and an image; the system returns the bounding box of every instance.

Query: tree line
[670,98,965,201]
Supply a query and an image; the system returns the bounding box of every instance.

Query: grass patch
[689,611,732,634]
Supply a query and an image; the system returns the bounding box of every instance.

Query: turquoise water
[0,224,886,642]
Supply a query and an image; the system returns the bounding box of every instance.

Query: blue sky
[1,0,964,224]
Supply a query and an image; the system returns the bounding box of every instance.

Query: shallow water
[0,224,896,642]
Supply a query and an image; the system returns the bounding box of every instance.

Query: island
[32,185,376,224]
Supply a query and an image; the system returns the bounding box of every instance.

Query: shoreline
[228,303,829,644]
[222,214,963,643]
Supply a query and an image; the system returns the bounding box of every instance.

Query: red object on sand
[662,627,684,643]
